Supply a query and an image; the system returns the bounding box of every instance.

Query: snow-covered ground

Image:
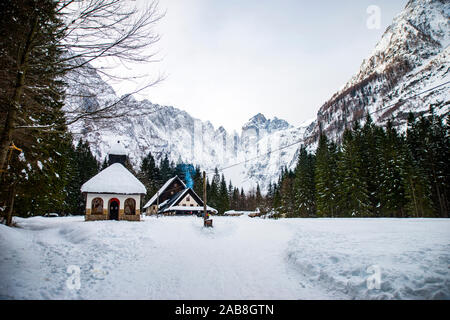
[0,216,449,300]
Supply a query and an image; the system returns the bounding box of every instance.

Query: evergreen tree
[101,157,109,170]
[240,188,246,211]
[139,151,160,200]
[64,139,99,215]
[315,134,339,217]
[293,147,316,217]
[405,111,448,217]
[337,125,370,217]
[279,167,296,217]
[255,183,263,212]
[193,166,204,200]
[217,174,230,214]
[231,187,240,210]
[0,0,70,223]
[402,144,433,217]
[209,168,220,209]
[272,182,281,214]
[378,120,407,217]
[228,181,233,200]
[265,182,274,212]
[159,154,172,184]
[360,115,383,215]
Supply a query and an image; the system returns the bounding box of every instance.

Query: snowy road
[0,216,449,299]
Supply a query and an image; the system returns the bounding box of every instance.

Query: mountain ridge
[66,0,449,192]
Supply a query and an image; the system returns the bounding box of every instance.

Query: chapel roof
[81,163,146,194]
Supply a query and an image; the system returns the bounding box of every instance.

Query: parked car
[43,213,59,217]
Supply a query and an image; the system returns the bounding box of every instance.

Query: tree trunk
[0,15,38,181]
[6,184,16,227]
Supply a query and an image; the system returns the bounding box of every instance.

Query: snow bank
[0,216,448,299]
[285,219,450,300]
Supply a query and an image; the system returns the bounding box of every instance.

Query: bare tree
[0,0,165,179]
[58,0,165,124]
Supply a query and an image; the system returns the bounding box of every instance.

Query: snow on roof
[160,188,218,213]
[158,199,169,208]
[143,176,186,208]
[81,163,146,194]
[108,140,127,155]
[224,209,260,216]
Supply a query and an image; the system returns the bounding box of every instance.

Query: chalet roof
[163,189,190,209]
[159,187,217,213]
[161,206,218,213]
[81,163,146,194]
[143,176,186,208]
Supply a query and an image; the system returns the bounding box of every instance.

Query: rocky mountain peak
[306,0,449,145]
[243,113,291,133]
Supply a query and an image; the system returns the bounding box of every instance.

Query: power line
[207,80,450,175]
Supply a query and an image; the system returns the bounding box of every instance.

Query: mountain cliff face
[305,0,449,145]
[66,0,449,192]
[65,66,311,192]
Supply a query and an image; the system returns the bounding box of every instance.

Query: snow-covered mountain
[65,66,312,192]
[65,0,449,192]
[305,0,449,145]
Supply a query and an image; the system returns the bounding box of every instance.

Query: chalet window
[91,198,103,215]
[186,196,190,202]
[190,204,194,207]
[124,198,136,215]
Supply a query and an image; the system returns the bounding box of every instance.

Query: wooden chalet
[144,176,217,216]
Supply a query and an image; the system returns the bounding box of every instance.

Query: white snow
[108,140,127,156]
[224,210,260,216]
[0,216,448,300]
[80,163,146,194]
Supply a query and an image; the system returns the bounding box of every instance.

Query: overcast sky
[105,0,408,132]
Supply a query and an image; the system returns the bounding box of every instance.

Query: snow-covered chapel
[81,141,146,221]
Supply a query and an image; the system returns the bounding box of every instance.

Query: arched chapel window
[124,198,136,215]
[91,198,103,215]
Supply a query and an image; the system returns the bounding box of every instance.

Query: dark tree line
[2,137,100,219]
[0,0,163,225]
[269,110,449,218]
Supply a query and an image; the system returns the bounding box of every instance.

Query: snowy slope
[305,0,450,144]
[1,216,449,299]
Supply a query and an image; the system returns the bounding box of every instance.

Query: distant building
[144,176,217,216]
[81,141,146,221]
[224,209,260,217]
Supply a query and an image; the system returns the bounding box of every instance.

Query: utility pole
[203,171,207,222]
[156,190,159,218]
[203,171,212,227]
